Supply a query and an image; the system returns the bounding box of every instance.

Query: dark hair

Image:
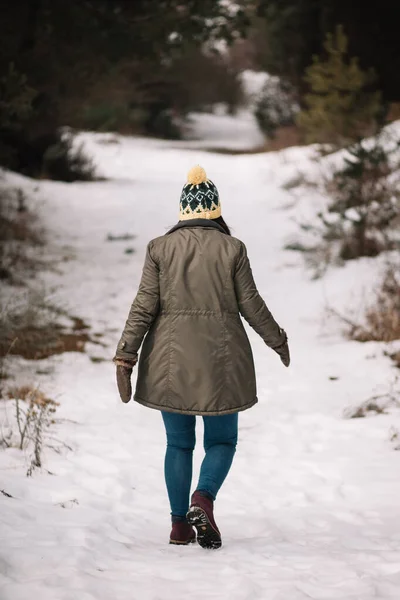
[213,216,231,236]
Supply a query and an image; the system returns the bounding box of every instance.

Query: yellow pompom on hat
[179,165,221,221]
[187,165,207,185]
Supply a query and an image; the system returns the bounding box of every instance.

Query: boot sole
[186,506,222,549]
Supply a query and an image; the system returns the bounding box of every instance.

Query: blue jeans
[161,412,238,518]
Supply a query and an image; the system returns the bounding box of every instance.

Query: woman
[114,166,290,550]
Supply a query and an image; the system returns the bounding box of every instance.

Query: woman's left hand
[272,333,290,368]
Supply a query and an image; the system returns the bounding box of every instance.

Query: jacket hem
[133,395,258,416]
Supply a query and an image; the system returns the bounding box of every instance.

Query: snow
[177,69,273,151]
[181,109,266,150]
[240,69,270,105]
[1,116,400,600]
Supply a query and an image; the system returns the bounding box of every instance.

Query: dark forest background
[1,0,399,178]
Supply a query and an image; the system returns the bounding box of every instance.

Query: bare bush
[1,385,59,476]
[353,268,400,343]
[43,130,96,182]
[254,77,299,138]
[0,186,44,282]
[332,266,400,344]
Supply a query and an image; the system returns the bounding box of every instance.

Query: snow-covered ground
[1,116,400,600]
[179,69,270,151]
[175,108,266,151]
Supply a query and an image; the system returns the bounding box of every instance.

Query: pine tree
[320,135,400,260]
[255,1,400,104]
[297,26,382,148]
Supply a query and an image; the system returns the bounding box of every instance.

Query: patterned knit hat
[179,166,221,221]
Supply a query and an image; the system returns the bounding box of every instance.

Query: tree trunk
[355,219,367,257]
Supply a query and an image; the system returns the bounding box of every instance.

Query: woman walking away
[113,166,290,549]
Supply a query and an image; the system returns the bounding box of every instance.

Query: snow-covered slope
[1,124,399,600]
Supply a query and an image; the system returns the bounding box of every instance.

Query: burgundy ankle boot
[186,490,222,549]
[169,521,196,545]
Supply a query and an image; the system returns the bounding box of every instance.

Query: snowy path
[1,132,400,600]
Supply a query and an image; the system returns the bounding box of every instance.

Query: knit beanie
[179,166,221,221]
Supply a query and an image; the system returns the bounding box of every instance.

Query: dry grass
[344,385,400,419]
[264,125,304,152]
[4,326,90,360]
[0,302,96,361]
[0,185,100,362]
[348,267,400,343]
[388,350,400,369]
[0,189,34,234]
[1,385,60,475]
[345,400,388,418]
[0,187,45,283]
[389,426,400,450]
[329,266,400,350]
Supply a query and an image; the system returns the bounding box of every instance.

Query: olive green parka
[115,220,287,415]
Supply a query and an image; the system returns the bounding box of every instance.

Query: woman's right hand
[113,357,137,403]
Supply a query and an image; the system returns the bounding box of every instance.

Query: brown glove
[273,332,290,367]
[113,357,137,403]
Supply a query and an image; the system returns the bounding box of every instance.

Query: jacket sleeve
[115,242,160,360]
[234,241,286,349]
